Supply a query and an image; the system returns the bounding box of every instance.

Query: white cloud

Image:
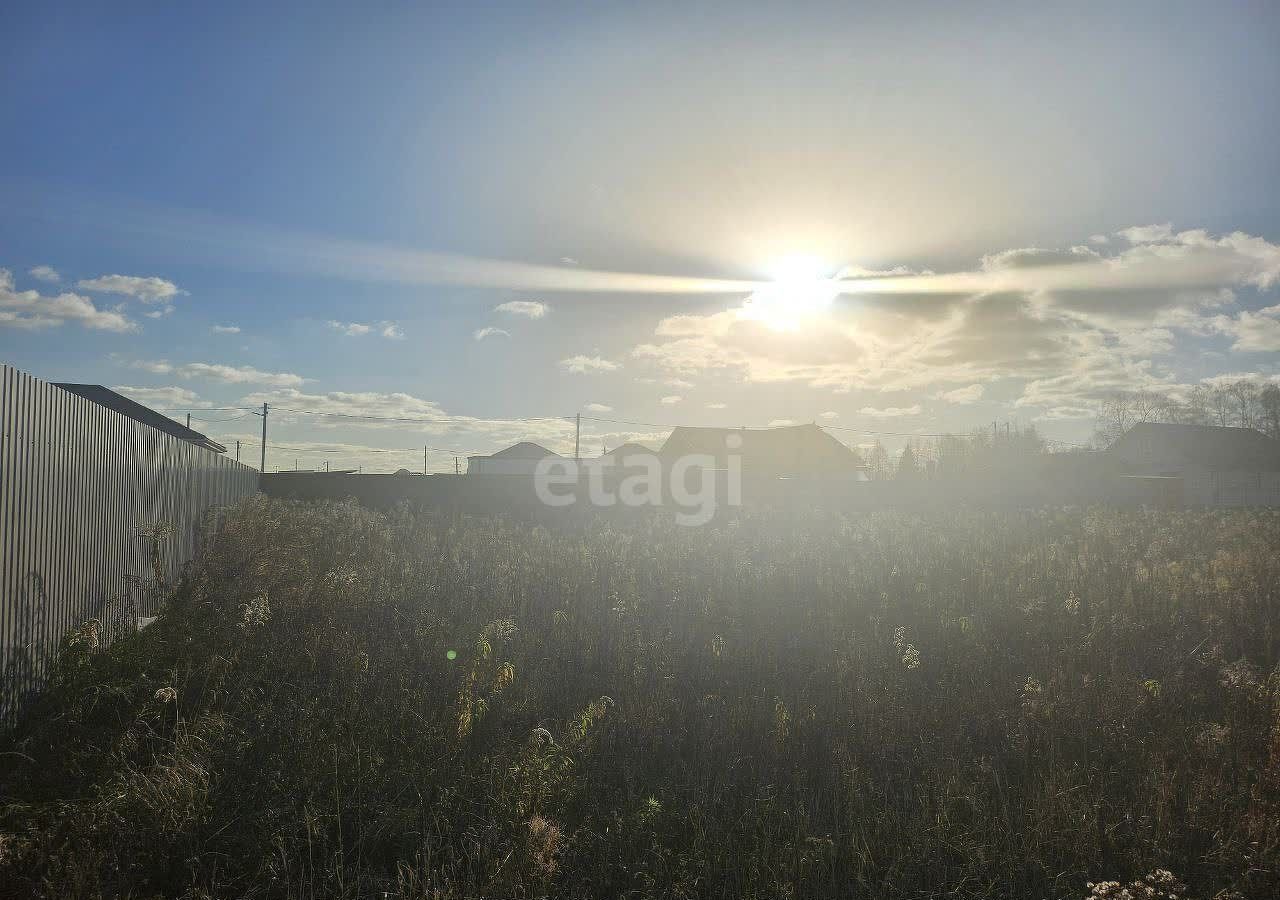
[560,354,620,374]
[1207,304,1280,352]
[329,320,371,336]
[1118,223,1174,244]
[473,326,510,341]
[120,357,175,374]
[936,383,985,404]
[768,418,795,427]
[857,405,922,418]
[113,385,205,409]
[660,395,682,405]
[819,410,839,420]
[235,387,587,459]
[212,324,241,334]
[118,356,305,387]
[1,268,136,332]
[584,402,613,412]
[1087,234,1109,246]
[495,300,549,319]
[76,274,183,304]
[28,265,60,283]
[327,319,404,339]
[629,225,1280,420]
[145,304,176,319]
[176,363,306,387]
[706,402,728,410]
[981,245,1101,271]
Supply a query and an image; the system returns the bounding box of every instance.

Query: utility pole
[575,413,581,460]
[260,402,268,473]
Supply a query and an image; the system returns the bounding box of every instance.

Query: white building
[466,442,562,475]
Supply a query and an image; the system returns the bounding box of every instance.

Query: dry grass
[1,497,1278,898]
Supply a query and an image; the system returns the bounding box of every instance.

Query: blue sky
[2,1,1279,470]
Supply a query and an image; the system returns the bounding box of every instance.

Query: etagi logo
[534,434,743,526]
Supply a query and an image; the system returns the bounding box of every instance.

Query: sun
[737,255,839,331]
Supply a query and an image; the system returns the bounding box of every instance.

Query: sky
[2,1,1279,471]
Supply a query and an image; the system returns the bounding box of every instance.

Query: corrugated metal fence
[1,364,259,727]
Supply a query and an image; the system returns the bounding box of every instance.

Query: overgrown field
[3,498,1280,899]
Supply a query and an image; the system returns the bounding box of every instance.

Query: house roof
[474,441,561,460]
[603,441,657,458]
[53,383,227,454]
[659,423,862,475]
[1113,422,1280,471]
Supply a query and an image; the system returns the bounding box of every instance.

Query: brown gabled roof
[1113,422,1280,471]
[54,384,227,454]
[659,423,862,476]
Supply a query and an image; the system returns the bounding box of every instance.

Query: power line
[160,406,255,412]
[582,414,976,440]
[188,412,254,423]
[271,407,572,426]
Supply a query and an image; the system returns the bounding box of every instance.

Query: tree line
[1094,379,1280,446]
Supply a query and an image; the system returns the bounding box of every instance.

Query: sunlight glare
[738,255,839,331]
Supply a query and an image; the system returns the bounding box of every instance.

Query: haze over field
[2,2,1279,469]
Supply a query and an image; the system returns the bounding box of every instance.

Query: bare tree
[1209,385,1233,427]
[896,444,919,479]
[1260,384,1280,439]
[866,441,892,481]
[1227,380,1260,429]
[1180,384,1212,425]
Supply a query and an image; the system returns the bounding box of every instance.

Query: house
[467,441,562,475]
[603,441,658,461]
[54,383,227,453]
[659,423,865,481]
[1109,422,1280,506]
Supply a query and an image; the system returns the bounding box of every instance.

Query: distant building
[659,423,865,481]
[602,441,658,461]
[1110,422,1280,506]
[54,383,227,454]
[467,441,562,475]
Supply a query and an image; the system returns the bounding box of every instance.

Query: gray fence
[1,364,259,727]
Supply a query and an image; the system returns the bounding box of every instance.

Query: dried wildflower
[1064,591,1081,614]
[1219,659,1262,693]
[1194,723,1229,752]
[240,593,271,630]
[893,625,907,652]
[526,816,562,876]
[480,618,519,643]
[1023,676,1043,698]
[1086,868,1187,900]
[154,686,178,704]
[324,567,360,587]
[901,644,921,670]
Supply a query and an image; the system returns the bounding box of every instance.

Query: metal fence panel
[0,364,259,727]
